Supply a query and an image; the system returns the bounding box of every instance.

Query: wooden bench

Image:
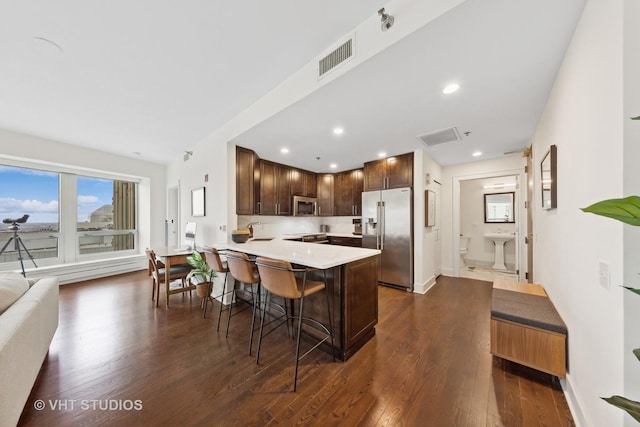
[490,280,567,377]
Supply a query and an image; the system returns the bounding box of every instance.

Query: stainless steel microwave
[292,196,317,216]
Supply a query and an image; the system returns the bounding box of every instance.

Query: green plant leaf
[632,116,640,120]
[602,396,640,422]
[581,196,640,226]
[623,286,640,296]
[634,348,640,362]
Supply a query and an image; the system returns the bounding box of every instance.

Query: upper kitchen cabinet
[236,146,259,215]
[363,152,413,191]
[258,160,291,215]
[290,168,317,198]
[335,168,363,216]
[317,174,334,216]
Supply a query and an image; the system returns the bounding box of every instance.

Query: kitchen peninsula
[213,237,381,361]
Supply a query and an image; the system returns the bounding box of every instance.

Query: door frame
[166,184,180,247]
[452,168,527,279]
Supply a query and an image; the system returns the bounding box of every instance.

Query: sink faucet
[245,222,261,238]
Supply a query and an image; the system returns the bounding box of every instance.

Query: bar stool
[224,250,261,355]
[254,256,335,392]
[200,248,229,320]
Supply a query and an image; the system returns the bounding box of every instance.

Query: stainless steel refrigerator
[362,187,413,290]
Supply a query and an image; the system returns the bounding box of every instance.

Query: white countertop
[208,236,379,269]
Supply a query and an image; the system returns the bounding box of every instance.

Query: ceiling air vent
[417,127,461,147]
[319,37,353,78]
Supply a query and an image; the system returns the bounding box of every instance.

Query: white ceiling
[0,0,386,164]
[0,0,585,170]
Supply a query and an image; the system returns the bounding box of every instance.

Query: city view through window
[0,165,136,264]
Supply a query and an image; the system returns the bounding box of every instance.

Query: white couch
[0,273,59,427]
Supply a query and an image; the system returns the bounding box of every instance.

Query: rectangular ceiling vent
[318,37,353,78]
[417,127,461,147]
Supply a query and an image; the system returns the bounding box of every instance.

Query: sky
[0,165,113,224]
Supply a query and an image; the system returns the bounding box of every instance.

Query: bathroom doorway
[452,169,527,282]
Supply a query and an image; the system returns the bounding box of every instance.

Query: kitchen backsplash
[237,215,359,237]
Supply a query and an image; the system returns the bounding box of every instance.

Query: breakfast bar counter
[210,237,381,361]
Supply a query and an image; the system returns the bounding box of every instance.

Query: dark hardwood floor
[18,272,574,426]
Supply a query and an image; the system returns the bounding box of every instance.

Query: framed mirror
[541,145,557,209]
[484,192,515,223]
[191,187,206,217]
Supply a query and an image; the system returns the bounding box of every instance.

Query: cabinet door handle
[257,202,262,214]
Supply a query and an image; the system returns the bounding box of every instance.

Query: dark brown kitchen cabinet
[317,174,334,216]
[328,236,362,247]
[304,171,317,198]
[290,168,317,198]
[335,168,363,216]
[363,152,413,191]
[236,146,259,215]
[258,160,291,215]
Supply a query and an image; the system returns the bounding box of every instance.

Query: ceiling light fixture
[330,163,338,169]
[333,127,344,135]
[378,8,395,32]
[472,151,482,157]
[443,83,460,94]
[280,147,289,154]
[378,152,387,158]
[483,183,516,189]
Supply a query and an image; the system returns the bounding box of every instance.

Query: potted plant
[186,251,216,298]
[582,195,640,421]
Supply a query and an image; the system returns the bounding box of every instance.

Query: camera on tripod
[0,214,36,277]
[3,214,29,229]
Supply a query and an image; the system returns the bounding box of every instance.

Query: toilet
[460,235,470,268]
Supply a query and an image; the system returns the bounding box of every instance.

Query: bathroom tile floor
[460,265,518,282]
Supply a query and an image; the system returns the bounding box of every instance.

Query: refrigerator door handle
[380,201,385,250]
[376,201,381,249]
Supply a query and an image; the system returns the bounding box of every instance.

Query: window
[0,163,138,268]
[0,165,60,264]
[77,176,137,255]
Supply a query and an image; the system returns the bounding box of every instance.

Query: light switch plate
[599,261,610,289]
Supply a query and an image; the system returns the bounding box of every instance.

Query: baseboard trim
[562,374,588,427]
[413,275,437,294]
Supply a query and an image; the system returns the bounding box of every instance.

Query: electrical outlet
[599,261,610,289]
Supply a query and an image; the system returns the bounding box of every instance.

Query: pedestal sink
[485,233,515,270]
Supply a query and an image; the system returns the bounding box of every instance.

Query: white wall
[0,128,167,282]
[413,149,443,293]
[623,1,640,426]
[440,155,525,277]
[533,0,624,425]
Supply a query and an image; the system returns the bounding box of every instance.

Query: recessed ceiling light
[333,127,344,135]
[280,147,289,154]
[329,163,338,169]
[472,151,482,157]
[378,152,387,158]
[443,83,460,94]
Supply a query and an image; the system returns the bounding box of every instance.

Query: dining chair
[146,249,191,307]
[224,250,261,355]
[254,256,335,392]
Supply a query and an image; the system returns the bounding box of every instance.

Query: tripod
[0,223,37,277]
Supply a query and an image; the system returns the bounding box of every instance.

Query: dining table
[152,246,202,307]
